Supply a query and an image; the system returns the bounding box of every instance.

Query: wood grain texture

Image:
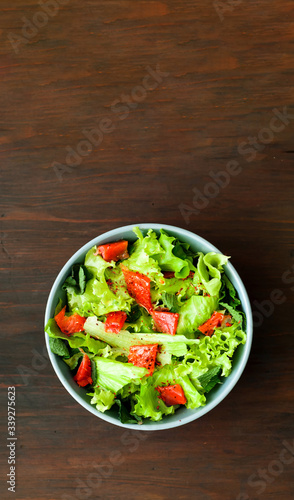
[1,0,294,499]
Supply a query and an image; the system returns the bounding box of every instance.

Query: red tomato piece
[105,311,127,334]
[74,354,93,387]
[155,384,187,406]
[128,344,158,376]
[54,306,86,335]
[198,311,224,336]
[152,310,179,335]
[95,240,129,262]
[121,266,153,313]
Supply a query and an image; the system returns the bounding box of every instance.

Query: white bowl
[45,223,253,430]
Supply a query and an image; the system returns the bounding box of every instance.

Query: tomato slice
[198,311,224,336]
[95,240,129,262]
[121,266,153,313]
[152,310,179,335]
[128,344,158,376]
[73,354,93,387]
[54,306,86,335]
[155,384,187,406]
[105,311,127,334]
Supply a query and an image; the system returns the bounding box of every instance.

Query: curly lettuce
[133,362,206,421]
[197,252,229,296]
[66,249,133,316]
[153,230,196,279]
[177,295,219,336]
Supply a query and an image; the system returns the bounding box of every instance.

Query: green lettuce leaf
[66,249,133,316]
[160,292,178,312]
[84,317,199,360]
[114,398,142,424]
[222,275,241,306]
[184,322,247,378]
[197,252,229,296]
[84,248,114,278]
[94,357,148,393]
[63,352,83,370]
[177,295,219,336]
[118,381,140,399]
[173,363,206,408]
[49,337,70,358]
[62,264,93,295]
[45,318,107,353]
[122,228,163,280]
[133,362,206,421]
[198,366,222,393]
[126,304,141,323]
[67,279,132,317]
[54,298,64,316]
[153,230,195,278]
[219,275,245,328]
[45,318,70,339]
[156,274,198,308]
[125,307,154,333]
[88,387,116,412]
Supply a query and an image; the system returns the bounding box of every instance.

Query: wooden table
[1,1,294,499]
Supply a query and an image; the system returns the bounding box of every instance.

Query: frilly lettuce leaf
[133,362,206,421]
[173,363,206,408]
[104,265,134,306]
[84,248,114,278]
[157,275,197,306]
[89,356,148,412]
[122,227,196,282]
[153,230,195,279]
[197,252,229,296]
[92,344,126,360]
[67,248,133,316]
[177,295,219,336]
[88,387,116,412]
[183,322,247,378]
[122,228,163,280]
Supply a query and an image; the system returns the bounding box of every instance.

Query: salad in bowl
[45,225,250,428]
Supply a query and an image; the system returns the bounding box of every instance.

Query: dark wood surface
[1,1,294,499]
